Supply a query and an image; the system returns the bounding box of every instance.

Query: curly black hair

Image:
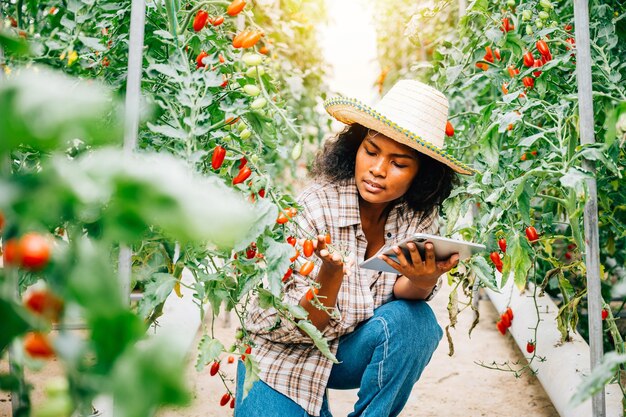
[311,124,459,218]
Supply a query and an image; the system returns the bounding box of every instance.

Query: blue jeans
[235,299,443,417]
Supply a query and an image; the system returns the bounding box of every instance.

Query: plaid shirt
[244,178,440,416]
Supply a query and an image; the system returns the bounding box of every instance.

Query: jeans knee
[376,300,442,353]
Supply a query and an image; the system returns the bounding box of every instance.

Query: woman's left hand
[379,242,459,289]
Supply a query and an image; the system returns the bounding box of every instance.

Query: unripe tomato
[299,261,315,276]
[240,129,252,140]
[535,18,543,29]
[245,66,265,78]
[243,84,260,96]
[242,53,263,66]
[250,98,267,109]
[539,0,553,9]
[445,121,454,137]
[19,233,51,270]
[522,10,532,21]
[24,332,55,359]
[538,11,549,20]
[291,142,302,160]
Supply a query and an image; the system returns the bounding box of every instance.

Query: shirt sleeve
[245,188,328,344]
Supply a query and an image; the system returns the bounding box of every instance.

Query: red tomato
[498,238,507,253]
[303,240,314,257]
[227,0,246,16]
[502,83,509,94]
[232,30,250,48]
[475,62,489,71]
[24,332,55,359]
[241,31,263,49]
[325,232,331,244]
[276,212,289,224]
[220,393,231,406]
[286,236,296,246]
[2,238,20,266]
[210,361,220,376]
[305,287,318,301]
[193,10,209,31]
[259,46,269,55]
[23,289,64,322]
[500,17,513,32]
[522,76,535,89]
[500,313,511,328]
[282,268,293,283]
[245,243,256,259]
[232,166,252,185]
[445,121,454,137]
[533,59,543,77]
[196,51,208,69]
[218,54,225,64]
[526,341,535,353]
[525,226,539,242]
[212,146,226,170]
[489,251,502,267]
[496,320,507,335]
[494,48,501,61]
[0,211,4,231]
[483,46,494,63]
[227,355,235,364]
[523,51,535,67]
[212,16,225,26]
[239,157,248,169]
[230,397,235,408]
[19,233,50,270]
[536,40,550,57]
[299,261,315,276]
[505,307,514,322]
[508,66,520,78]
[602,309,609,320]
[289,249,299,263]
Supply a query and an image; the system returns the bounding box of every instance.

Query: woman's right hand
[298,235,354,276]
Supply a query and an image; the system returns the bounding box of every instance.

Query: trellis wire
[573,0,605,415]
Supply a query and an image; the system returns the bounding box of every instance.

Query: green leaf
[0,297,34,355]
[146,122,187,140]
[111,335,191,417]
[78,35,106,51]
[233,198,278,253]
[502,234,532,290]
[296,321,338,363]
[570,351,626,407]
[242,355,261,399]
[137,273,177,319]
[0,31,30,56]
[0,67,123,152]
[470,256,499,291]
[195,336,224,372]
[91,311,146,375]
[263,238,296,296]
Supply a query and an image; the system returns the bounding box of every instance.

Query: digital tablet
[359,233,486,274]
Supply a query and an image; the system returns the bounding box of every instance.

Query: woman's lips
[363,179,385,194]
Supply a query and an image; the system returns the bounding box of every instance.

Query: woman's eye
[365,149,376,156]
[392,161,407,168]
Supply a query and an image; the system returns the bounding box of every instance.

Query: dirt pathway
[157,281,559,417]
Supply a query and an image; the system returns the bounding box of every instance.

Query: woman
[235,80,475,417]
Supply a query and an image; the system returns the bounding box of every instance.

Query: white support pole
[572,0,605,415]
[119,0,146,302]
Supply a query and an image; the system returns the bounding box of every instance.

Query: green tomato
[250,98,267,109]
[245,66,265,78]
[506,0,515,6]
[242,53,263,67]
[250,154,260,164]
[525,25,534,35]
[522,10,532,21]
[44,378,69,398]
[539,0,553,9]
[236,121,246,131]
[549,20,558,27]
[240,129,252,140]
[291,142,302,160]
[234,329,244,340]
[33,395,73,417]
[243,84,261,97]
[535,18,543,28]
[538,11,549,20]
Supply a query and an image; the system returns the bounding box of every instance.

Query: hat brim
[324,97,477,176]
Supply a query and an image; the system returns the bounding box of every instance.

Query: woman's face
[355,130,420,205]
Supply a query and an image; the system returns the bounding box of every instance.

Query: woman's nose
[370,158,386,177]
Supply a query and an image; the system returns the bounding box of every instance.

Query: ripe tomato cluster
[496,307,514,335]
[489,237,507,273]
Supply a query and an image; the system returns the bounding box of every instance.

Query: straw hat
[323,80,476,175]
